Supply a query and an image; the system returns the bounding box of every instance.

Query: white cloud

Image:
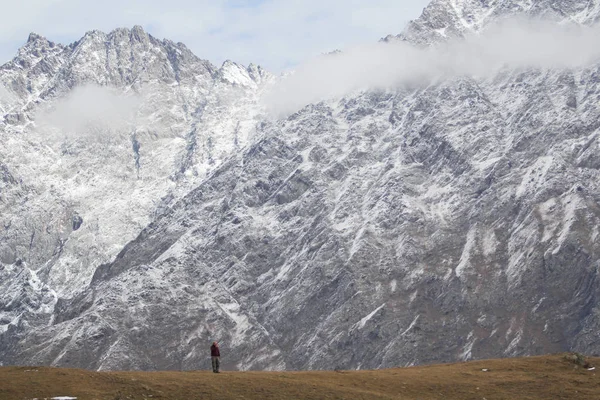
[263,18,600,116]
[0,0,429,72]
[36,84,141,137]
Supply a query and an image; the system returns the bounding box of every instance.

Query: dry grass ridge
[0,353,598,399]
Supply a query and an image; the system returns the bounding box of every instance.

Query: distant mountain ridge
[0,25,272,365]
[386,0,600,44]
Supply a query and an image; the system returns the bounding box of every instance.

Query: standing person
[211,341,220,373]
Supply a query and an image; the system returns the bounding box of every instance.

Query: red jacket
[211,344,220,357]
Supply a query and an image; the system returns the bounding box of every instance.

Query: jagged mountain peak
[131,24,147,36]
[18,32,62,54]
[72,26,161,54]
[19,26,151,57]
[391,0,600,44]
[79,25,147,39]
[106,25,152,45]
[26,32,47,44]
[218,59,272,87]
[4,25,272,98]
[0,27,219,105]
[0,24,275,129]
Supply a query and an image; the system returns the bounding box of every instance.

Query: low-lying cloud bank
[36,84,140,138]
[263,18,600,116]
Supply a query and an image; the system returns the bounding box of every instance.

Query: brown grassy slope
[0,354,599,400]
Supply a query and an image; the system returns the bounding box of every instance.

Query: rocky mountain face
[2,1,600,371]
[388,0,600,44]
[0,26,270,366]
[0,25,270,294]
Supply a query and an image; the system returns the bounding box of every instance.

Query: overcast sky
[0,0,429,72]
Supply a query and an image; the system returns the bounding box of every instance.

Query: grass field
[0,353,598,399]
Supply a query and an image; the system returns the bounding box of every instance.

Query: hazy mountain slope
[2,1,600,371]
[0,26,270,343]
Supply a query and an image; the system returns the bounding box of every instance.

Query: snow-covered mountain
[388,0,600,44]
[2,0,600,371]
[0,25,272,366]
[0,25,270,295]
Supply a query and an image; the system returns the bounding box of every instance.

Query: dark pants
[211,356,220,372]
